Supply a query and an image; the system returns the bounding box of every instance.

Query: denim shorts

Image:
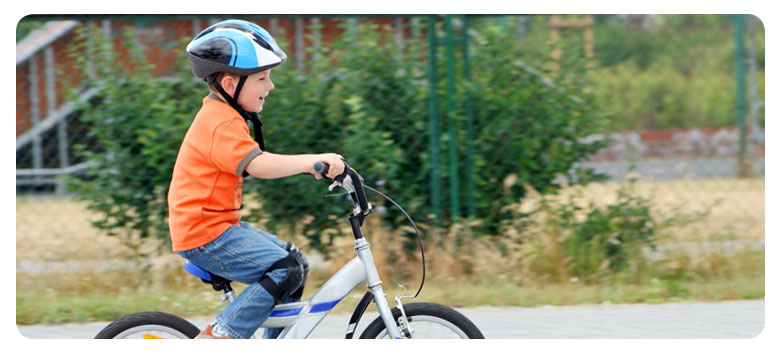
[176,221,297,339]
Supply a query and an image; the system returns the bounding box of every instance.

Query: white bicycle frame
[207,167,403,339]
[257,236,402,339]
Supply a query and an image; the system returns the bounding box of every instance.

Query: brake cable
[363,186,425,298]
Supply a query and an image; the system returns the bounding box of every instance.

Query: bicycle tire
[94,311,201,339]
[359,302,485,339]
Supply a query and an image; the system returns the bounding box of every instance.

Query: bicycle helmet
[187,19,287,80]
[186,19,287,153]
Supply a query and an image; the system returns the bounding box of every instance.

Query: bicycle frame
[259,236,401,339]
[256,168,402,339]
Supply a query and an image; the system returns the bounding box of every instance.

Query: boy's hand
[311,153,345,180]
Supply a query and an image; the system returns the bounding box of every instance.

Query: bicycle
[95,161,485,339]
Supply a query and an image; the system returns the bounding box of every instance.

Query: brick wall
[584,127,765,162]
[16,17,418,138]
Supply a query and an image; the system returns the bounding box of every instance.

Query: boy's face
[236,69,275,113]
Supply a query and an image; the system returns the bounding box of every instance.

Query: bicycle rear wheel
[94,312,200,339]
[359,302,484,339]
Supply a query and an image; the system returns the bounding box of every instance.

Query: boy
[168,19,345,339]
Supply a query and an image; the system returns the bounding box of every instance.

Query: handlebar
[314,159,426,297]
[314,161,371,216]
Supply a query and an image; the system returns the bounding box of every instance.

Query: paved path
[16,300,764,339]
[576,158,765,181]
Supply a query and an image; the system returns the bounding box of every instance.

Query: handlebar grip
[314,161,329,176]
[314,159,350,184]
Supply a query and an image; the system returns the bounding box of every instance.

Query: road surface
[16,299,764,339]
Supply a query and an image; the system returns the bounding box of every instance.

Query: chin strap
[242,113,265,152]
[206,74,266,151]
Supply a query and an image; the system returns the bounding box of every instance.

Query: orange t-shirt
[168,97,262,251]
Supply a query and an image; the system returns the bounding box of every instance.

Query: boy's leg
[261,296,299,339]
[178,223,290,339]
[214,268,288,338]
[236,222,303,339]
[238,221,288,249]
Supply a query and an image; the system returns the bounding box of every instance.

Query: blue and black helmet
[186,19,287,79]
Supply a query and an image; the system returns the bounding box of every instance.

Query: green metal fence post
[427,15,443,227]
[734,14,749,177]
[444,15,461,222]
[461,15,477,219]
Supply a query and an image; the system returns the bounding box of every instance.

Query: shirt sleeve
[210,119,262,176]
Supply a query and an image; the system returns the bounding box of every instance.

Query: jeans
[176,221,298,339]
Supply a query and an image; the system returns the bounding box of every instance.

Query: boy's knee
[265,268,288,284]
[257,250,308,303]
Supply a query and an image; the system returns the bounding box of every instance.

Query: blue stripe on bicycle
[269,307,302,317]
[309,300,341,313]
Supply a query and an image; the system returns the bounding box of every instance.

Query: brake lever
[328,180,341,192]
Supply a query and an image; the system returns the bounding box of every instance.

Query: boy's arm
[244,152,345,180]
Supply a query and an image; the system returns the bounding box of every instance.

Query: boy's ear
[220,73,238,97]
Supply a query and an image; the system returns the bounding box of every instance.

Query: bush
[517,14,765,131]
[552,183,655,280]
[587,60,746,131]
[503,182,657,283]
[468,23,609,231]
[506,177,719,284]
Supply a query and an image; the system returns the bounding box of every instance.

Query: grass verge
[16,253,763,325]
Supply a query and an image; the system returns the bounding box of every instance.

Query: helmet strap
[245,113,265,152]
[210,74,266,152]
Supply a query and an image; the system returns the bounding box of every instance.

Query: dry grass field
[551,177,765,242]
[15,177,764,324]
[16,177,764,264]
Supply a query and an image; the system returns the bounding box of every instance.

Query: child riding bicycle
[168,19,345,339]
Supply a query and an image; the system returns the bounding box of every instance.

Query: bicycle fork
[354,237,404,339]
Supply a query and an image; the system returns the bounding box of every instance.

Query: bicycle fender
[345,291,373,339]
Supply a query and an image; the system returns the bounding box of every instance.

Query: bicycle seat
[184,260,233,292]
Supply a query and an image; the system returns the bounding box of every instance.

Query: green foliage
[16,17,45,42]
[513,14,765,131]
[247,19,607,242]
[65,25,203,255]
[519,177,718,283]
[552,183,656,279]
[596,14,764,130]
[586,61,737,130]
[468,22,609,229]
[240,21,432,248]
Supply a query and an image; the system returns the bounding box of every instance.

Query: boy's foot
[195,324,234,339]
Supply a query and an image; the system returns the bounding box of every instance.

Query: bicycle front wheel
[359,302,484,339]
[94,312,200,339]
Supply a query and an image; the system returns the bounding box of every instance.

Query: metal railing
[17,20,82,194]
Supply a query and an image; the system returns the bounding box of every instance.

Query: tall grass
[16,178,764,324]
